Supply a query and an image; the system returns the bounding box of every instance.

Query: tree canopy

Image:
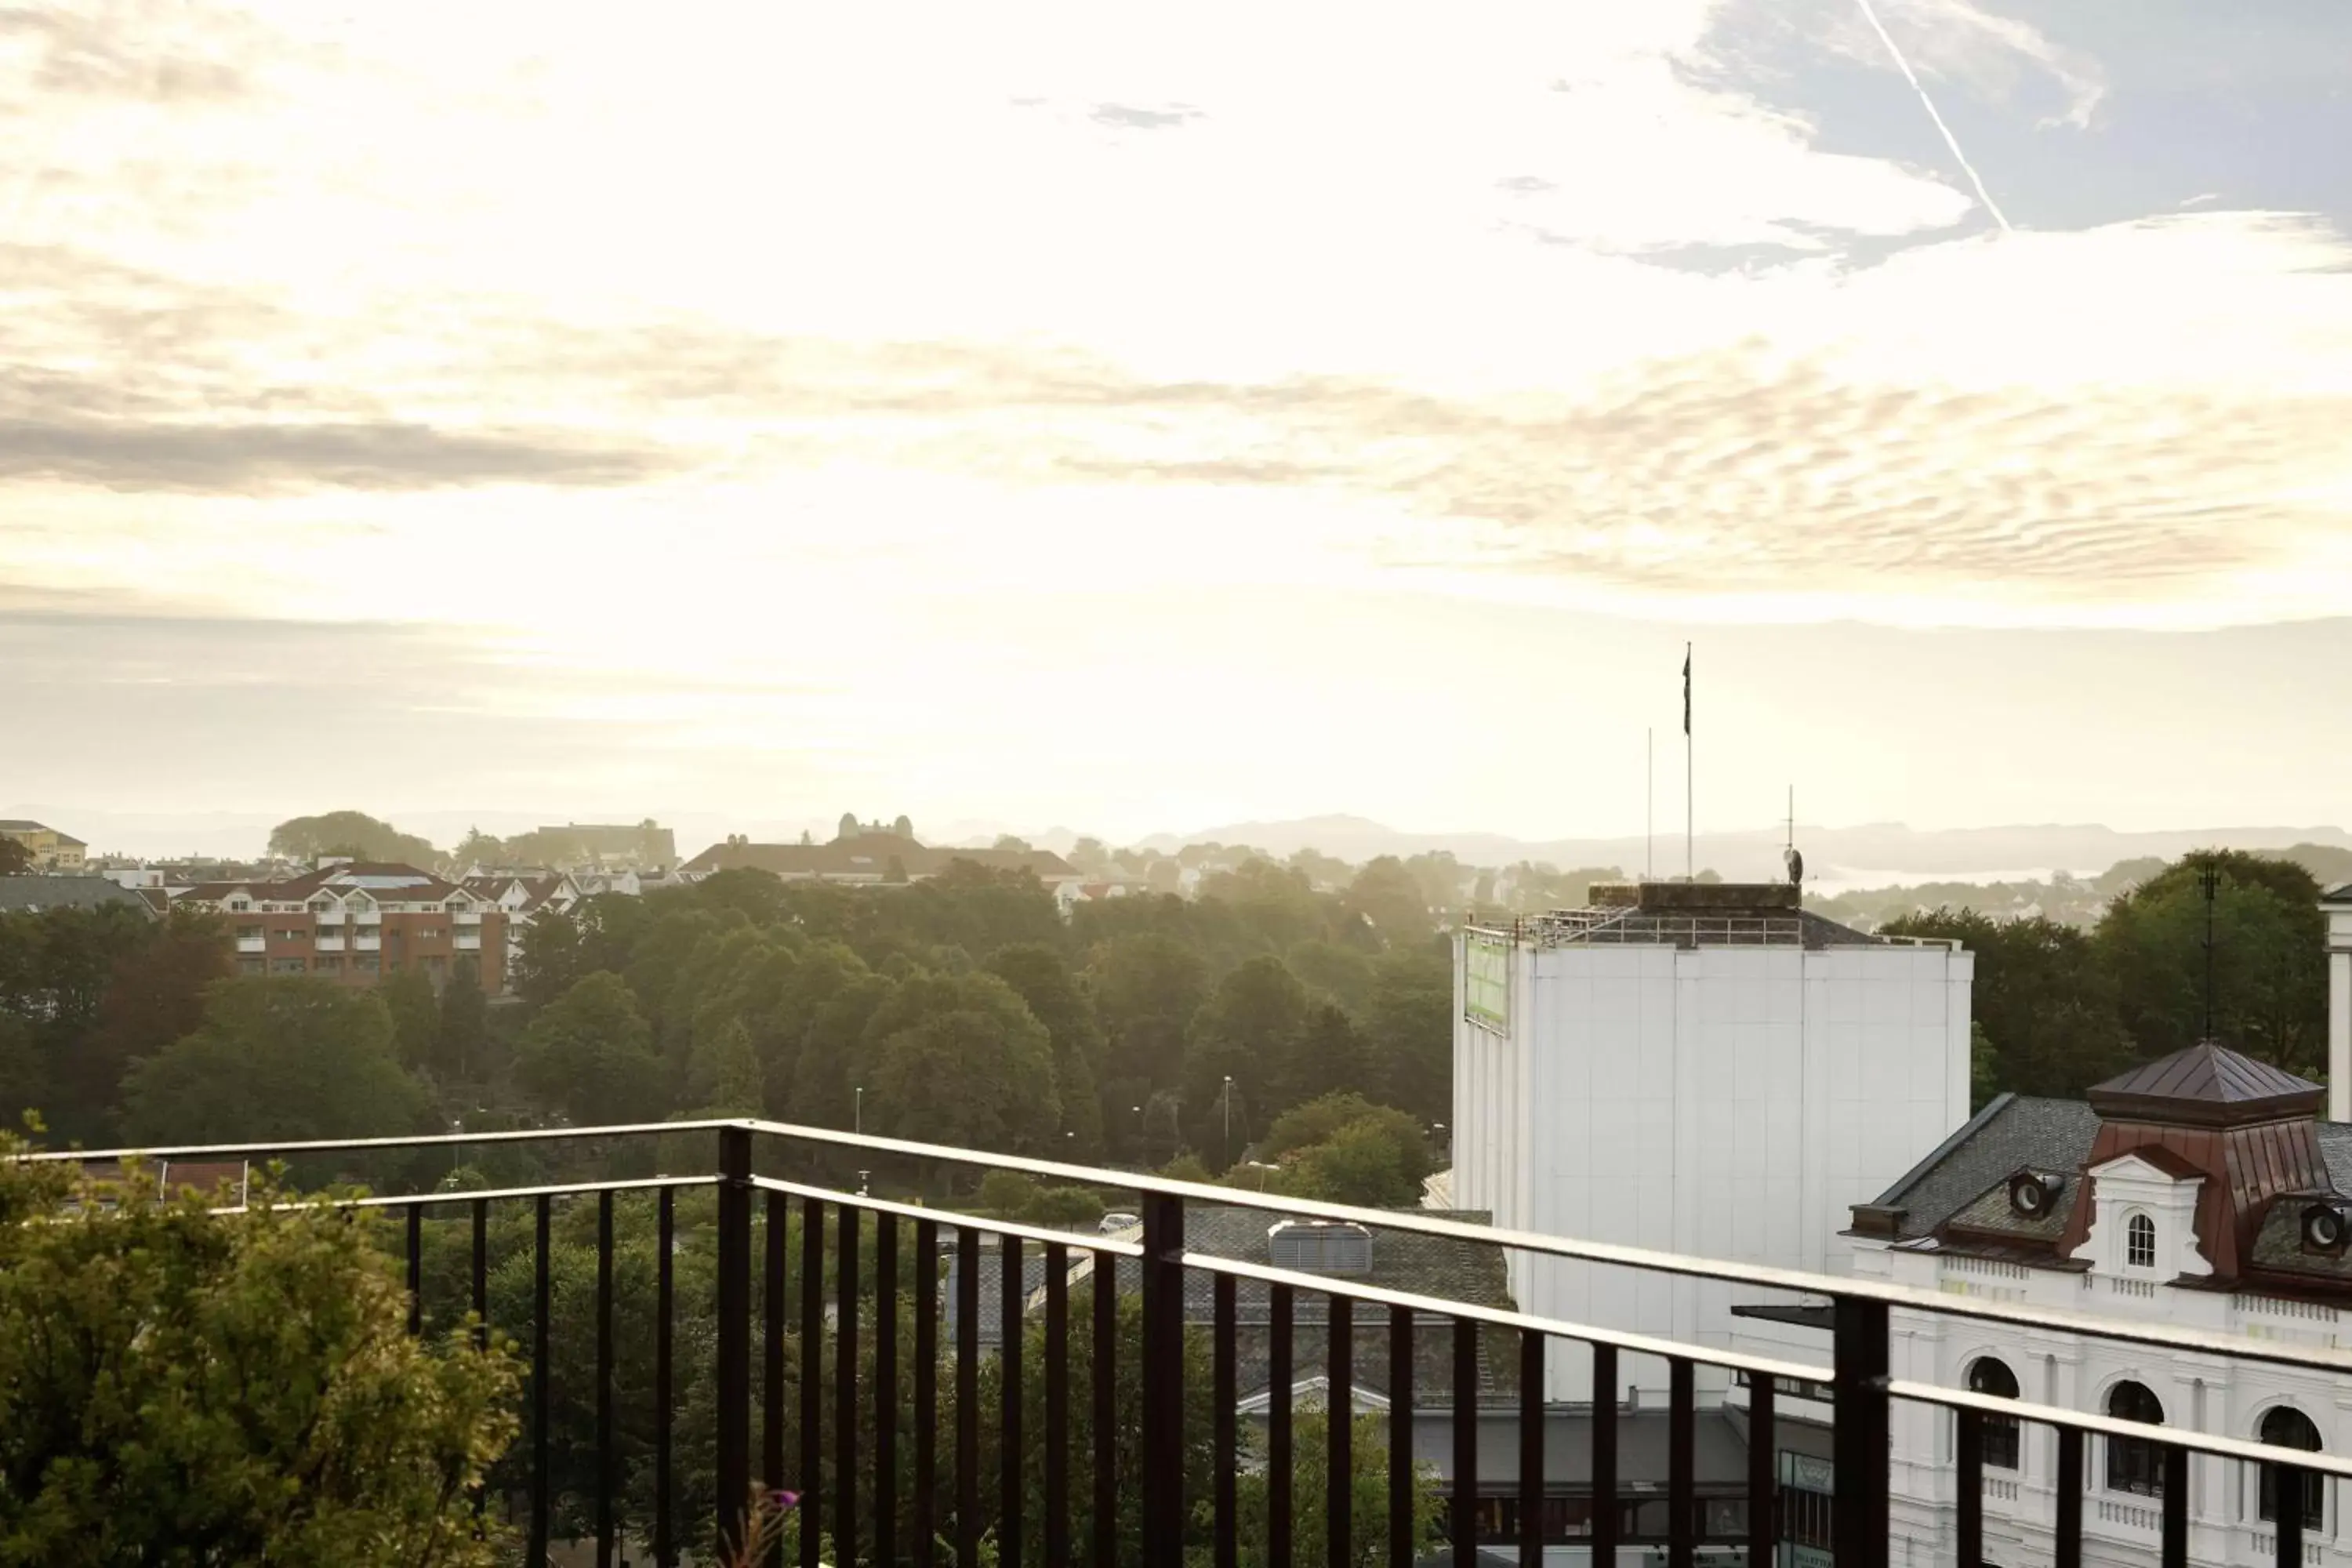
[122,978,433,1148]
[266,811,440,866]
[0,1146,518,1566]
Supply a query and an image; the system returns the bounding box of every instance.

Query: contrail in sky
[1853,0,2014,233]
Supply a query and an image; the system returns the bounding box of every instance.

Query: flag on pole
[1682,645,1691,736]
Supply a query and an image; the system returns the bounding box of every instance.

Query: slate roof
[0,876,157,916]
[1859,1058,2352,1296]
[2321,884,2352,905]
[1855,1093,2099,1243]
[958,1206,1521,1402]
[1942,1179,2071,1244]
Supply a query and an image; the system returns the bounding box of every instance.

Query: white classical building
[1451,880,1976,1402]
[2326,882,2351,1123]
[1853,1040,2352,1567]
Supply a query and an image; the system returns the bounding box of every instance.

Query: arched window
[2126,1214,2157,1269]
[2107,1381,2166,1496]
[2257,1406,2325,1530]
[1967,1358,2021,1470]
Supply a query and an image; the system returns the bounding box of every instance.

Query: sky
[5,0,2351,853]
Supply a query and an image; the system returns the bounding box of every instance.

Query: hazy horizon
[7,3,2350,840]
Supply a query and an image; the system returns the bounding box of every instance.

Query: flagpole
[1646,728,1653,882]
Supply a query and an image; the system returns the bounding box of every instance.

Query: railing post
[717,1123,755,1558]
[1140,1192,1186,1568]
[1831,1295,1889,1566]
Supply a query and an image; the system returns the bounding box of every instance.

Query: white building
[2326,882,2351,1123]
[1853,1040,2352,1567]
[1451,880,1975,1402]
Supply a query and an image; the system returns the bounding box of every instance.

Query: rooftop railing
[26,1119,2352,1567]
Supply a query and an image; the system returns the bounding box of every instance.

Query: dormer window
[2126,1213,2157,1269]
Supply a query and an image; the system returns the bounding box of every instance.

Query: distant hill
[1132,816,2352,886]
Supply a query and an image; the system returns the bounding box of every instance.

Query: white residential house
[1852,1040,2352,1567]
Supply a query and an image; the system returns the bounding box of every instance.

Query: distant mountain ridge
[1130,815,2352,884]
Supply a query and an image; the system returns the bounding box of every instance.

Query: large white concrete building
[1450,880,1976,1401]
[1853,1040,2352,1567]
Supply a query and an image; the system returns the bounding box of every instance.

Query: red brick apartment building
[173,862,510,994]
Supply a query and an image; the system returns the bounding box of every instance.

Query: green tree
[266,811,440,866]
[985,944,1106,1156]
[450,826,508,868]
[1234,1411,1441,1568]
[122,978,432,1148]
[2096,851,2328,1073]
[1345,857,1432,946]
[691,1017,765,1115]
[1184,956,1313,1164]
[1882,909,2129,1099]
[379,966,441,1071]
[1258,1093,1434,1207]
[1285,940,1377,1014]
[1361,950,1451,1124]
[0,903,159,1138]
[70,909,230,1140]
[516,971,671,1127]
[0,1146,520,1566]
[869,989,1059,1161]
[0,837,30,876]
[437,957,492,1081]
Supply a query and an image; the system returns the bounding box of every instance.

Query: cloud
[0,416,670,492]
[1088,101,1203,130]
[0,2,263,107]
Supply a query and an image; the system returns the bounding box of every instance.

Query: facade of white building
[1450,880,1976,1402]
[1853,1041,2352,1568]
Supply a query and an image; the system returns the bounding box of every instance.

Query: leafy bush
[0,1139,520,1566]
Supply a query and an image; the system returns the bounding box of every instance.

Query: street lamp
[1221,1075,1235,1167]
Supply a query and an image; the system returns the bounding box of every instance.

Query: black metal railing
[31,1117,2352,1568]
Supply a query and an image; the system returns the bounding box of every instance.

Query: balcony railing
[24,1120,2352,1568]
[315,935,346,952]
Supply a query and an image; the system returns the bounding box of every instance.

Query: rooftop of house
[0,876,157,916]
[174,862,477,906]
[1853,1040,2352,1294]
[0,820,82,844]
[1473,880,1886,951]
[957,1207,1520,1401]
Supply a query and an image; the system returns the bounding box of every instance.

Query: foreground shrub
[0,1138,519,1566]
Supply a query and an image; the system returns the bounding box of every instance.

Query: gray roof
[2321,883,2352,906]
[1863,1089,2352,1292]
[0,876,154,916]
[1408,1405,1831,1488]
[1860,1093,2100,1242]
[958,1206,1521,1401]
